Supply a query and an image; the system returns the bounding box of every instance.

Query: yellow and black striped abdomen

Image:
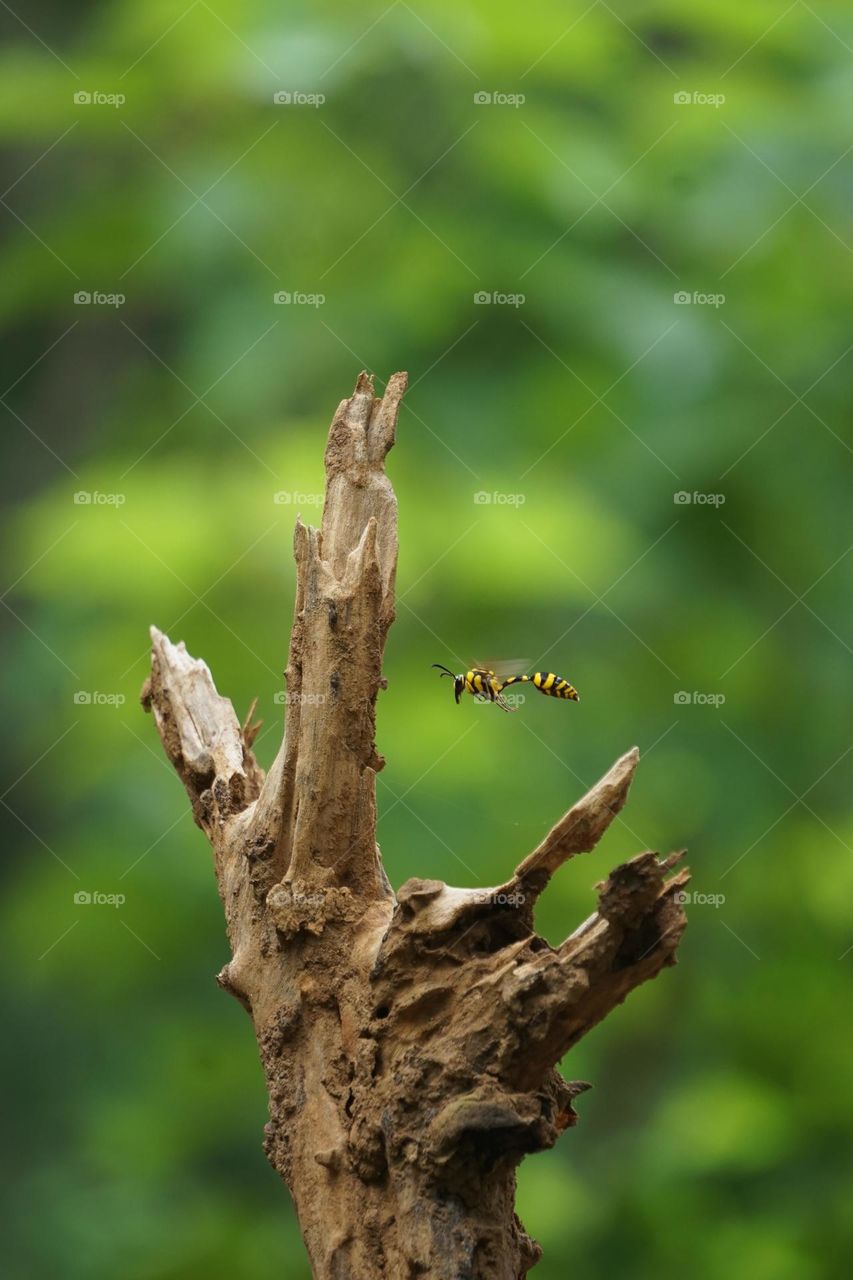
[500,672,580,702]
[532,671,580,701]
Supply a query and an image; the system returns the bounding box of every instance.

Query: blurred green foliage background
[2,2,852,1277]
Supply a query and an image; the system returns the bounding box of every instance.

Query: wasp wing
[471,657,531,677]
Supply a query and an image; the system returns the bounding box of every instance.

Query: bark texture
[142,371,688,1280]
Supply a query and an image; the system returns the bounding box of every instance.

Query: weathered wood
[142,371,688,1280]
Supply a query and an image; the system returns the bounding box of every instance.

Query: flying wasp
[432,661,580,713]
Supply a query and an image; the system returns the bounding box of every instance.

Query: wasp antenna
[431,663,456,679]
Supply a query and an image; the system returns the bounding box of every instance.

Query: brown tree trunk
[141,371,688,1280]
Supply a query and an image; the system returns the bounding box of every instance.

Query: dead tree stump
[142,371,688,1279]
